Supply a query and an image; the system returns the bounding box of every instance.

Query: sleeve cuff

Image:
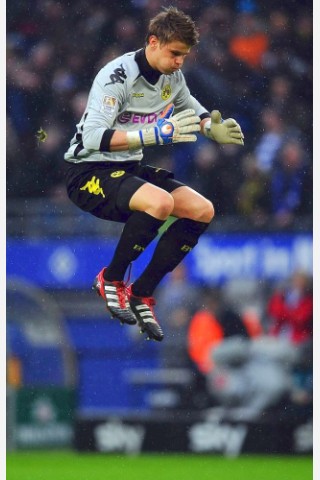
[99,129,116,152]
[200,112,211,121]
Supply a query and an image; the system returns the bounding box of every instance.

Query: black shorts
[65,160,185,222]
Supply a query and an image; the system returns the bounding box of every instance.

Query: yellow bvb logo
[80,176,105,198]
[110,170,125,178]
[161,84,172,100]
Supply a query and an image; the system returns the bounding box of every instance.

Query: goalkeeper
[64,6,244,342]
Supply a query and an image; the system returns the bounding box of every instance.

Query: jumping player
[64,6,244,341]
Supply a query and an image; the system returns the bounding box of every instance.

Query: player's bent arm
[109,103,201,152]
[83,104,201,153]
[109,118,208,152]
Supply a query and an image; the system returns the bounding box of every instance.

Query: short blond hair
[146,6,199,47]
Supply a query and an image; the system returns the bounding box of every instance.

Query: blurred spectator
[155,263,201,369]
[254,107,295,174]
[265,8,292,66]
[156,263,199,321]
[69,91,89,126]
[267,74,311,145]
[268,75,293,120]
[292,12,313,65]
[266,270,313,413]
[229,11,269,70]
[270,139,311,228]
[289,338,312,412]
[113,15,142,51]
[266,270,313,345]
[32,124,67,196]
[236,153,270,225]
[187,140,221,210]
[190,140,244,216]
[187,287,250,375]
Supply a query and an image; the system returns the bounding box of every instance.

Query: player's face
[147,36,191,74]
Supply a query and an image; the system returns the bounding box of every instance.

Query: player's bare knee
[148,192,174,219]
[197,200,215,223]
[204,200,215,222]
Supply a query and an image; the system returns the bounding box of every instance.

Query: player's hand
[155,103,200,144]
[205,110,244,146]
[127,103,200,149]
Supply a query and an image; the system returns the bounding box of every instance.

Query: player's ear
[148,35,160,49]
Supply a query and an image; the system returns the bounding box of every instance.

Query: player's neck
[145,45,160,72]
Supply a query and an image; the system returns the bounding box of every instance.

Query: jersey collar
[135,48,162,85]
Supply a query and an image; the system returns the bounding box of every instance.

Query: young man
[64,7,244,342]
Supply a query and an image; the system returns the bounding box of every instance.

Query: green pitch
[6,451,312,480]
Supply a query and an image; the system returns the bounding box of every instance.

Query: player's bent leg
[170,185,215,222]
[129,183,175,219]
[92,183,175,328]
[129,188,214,329]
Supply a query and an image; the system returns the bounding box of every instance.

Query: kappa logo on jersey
[80,176,105,198]
[161,84,172,100]
[105,64,127,85]
[101,95,117,116]
[110,170,125,178]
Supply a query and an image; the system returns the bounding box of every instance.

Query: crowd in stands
[7,0,312,229]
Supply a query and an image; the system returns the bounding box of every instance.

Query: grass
[6,450,312,480]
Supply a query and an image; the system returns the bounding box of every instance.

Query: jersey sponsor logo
[118,112,158,124]
[105,64,127,85]
[161,84,172,100]
[80,176,105,198]
[110,170,125,178]
[101,95,117,116]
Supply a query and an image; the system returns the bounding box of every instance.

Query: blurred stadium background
[6,0,313,478]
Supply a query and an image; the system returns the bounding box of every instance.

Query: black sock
[104,211,164,281]
[132,218,210,297]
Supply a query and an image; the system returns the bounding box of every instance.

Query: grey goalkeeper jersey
[64,48,209,164]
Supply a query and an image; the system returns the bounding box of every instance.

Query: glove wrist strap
[203,119,213,140]
[127,128,158,150]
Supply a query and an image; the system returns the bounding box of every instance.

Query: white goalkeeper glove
[204,110,244,146]
[127,103,200,150]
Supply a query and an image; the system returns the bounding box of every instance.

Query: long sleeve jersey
[64,48,210,164]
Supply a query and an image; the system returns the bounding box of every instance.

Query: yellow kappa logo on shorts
[80,176,105,198]
[110,170,125,178]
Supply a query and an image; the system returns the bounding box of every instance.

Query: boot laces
[112,281,127,309]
